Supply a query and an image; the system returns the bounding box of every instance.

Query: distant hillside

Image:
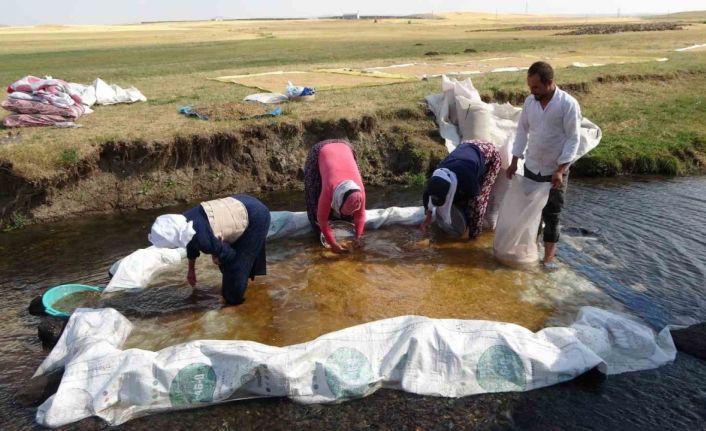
[653,10,706,20]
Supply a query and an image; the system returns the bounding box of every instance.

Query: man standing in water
[506,61,581,270]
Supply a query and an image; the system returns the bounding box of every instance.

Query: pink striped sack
[1,99,84,119]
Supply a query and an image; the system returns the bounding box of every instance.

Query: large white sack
[455,96,492,142]
[33,308,133,378]
[427,76,482,152]
[35,307,675,428]
[69,79,146,107]
[105,247,186,292]
[493,176,552,265]
[487,103,522,153]
[492,102,522,122]
[484,174,511,230]
[442,75,481,102]
[572,307,675,374]
[578,118,602,160]
[364,206,425,229]
[267,210,312,240]
[483,132,523,230]
[68,83,97,107]
[425,90,460,153]
[93,78,147,105]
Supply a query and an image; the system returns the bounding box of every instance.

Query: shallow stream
[1,177,704,429]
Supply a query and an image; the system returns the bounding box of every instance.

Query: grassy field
[0,12,705,180]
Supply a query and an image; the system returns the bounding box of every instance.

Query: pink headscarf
[340,191,363,216]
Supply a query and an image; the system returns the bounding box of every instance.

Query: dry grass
[362,55,667,78]
[0,13,705,179]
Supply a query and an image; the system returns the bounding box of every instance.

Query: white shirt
[512,87,582,176]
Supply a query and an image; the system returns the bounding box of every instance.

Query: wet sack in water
[493,175,552,266]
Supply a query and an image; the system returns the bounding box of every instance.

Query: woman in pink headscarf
[304,139,366,253]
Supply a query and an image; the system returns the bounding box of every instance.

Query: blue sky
[2,1,703,26]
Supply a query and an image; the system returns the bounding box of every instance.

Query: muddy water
[1,178,705,430]
[120,205,620,351]
[124,229,560,351]
[49,291,102,315]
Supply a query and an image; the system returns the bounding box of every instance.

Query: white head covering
[428,168,458,226]
[332,180,361,214]
[148,214,196,249]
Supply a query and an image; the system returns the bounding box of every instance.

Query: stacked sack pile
[2,76,88,128]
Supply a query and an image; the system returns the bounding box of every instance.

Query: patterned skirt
[462,140,502,239]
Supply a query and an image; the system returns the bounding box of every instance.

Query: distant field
[0,12,705,179]
[653,11,706,20]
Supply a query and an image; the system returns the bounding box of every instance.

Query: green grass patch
[57,148,80,167]
[575,74,706,175]
[2,212,28,232]
[403,172,427,186]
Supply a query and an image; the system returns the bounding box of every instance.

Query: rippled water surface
[1,177,704,429]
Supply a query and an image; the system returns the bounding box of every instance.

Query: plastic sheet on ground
[212,70,411,93]
[491,66,529,73]
[106,207,426,292]
[360,56,668,79]
[243,93,289,104]
[34,306,675,428]
[674,43,706,52]
[571,62,606,68]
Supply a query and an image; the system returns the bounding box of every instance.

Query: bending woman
[420,140,501,239]
[304,139,366,253]
[148,193,270,305]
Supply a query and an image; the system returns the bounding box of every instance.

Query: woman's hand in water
[420,210,433,235]
[187,268,197,286]
[330,242,349,254]
[352,237,363,249]
[187,258,197,286]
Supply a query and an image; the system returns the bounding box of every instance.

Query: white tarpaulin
[243,93,289,104]
[35,307,675,428]
[106,207,426,292]
[674,43,706,52]
[69,78,147,107]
